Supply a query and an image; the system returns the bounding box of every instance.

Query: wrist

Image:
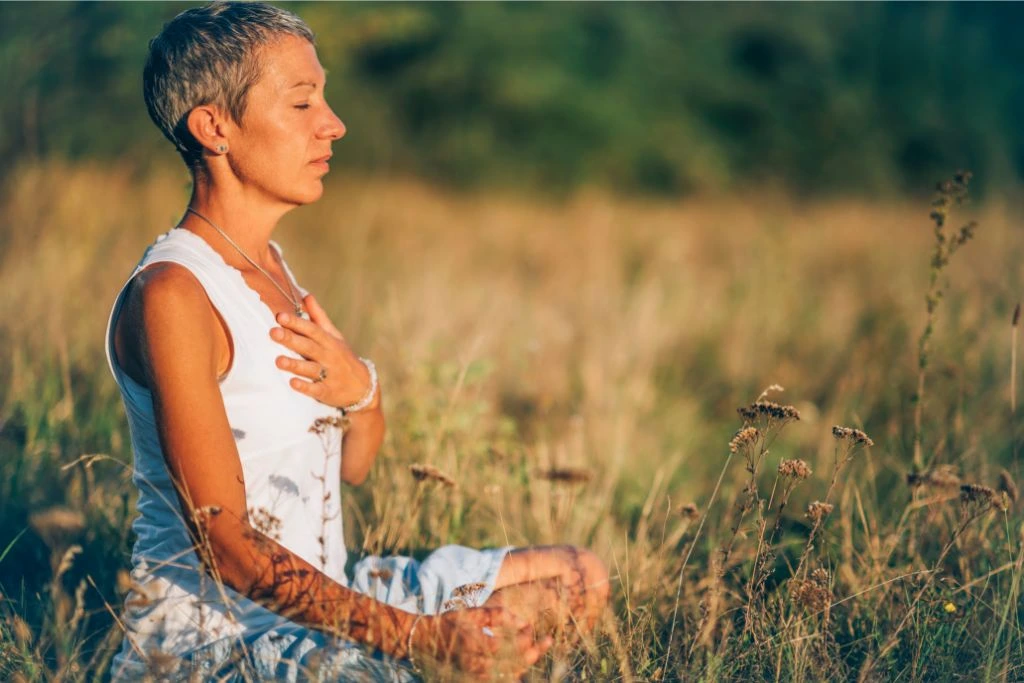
[340,357,378,415]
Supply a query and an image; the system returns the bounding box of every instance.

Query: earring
[216,144,228,154]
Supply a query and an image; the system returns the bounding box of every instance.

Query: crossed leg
[483,545,610,643]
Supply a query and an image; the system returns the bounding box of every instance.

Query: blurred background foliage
[2,1,1023,197]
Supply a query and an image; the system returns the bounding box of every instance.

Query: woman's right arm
[124,263,549,676]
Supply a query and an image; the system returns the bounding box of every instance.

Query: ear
[186,105,231,155]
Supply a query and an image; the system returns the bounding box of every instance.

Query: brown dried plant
[536,467,594,484]
[912,171,978,470]
[746,458,814,632]
[408,463,457,488]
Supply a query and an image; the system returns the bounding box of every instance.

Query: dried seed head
[831,426,874,447]
[442,597,469,611]
[309,414,346,435]
[680,502,700,520]
[409,464,457,487]
[778,458,812,480]
[452,582,487,598]
[536,467,593,484]
[738,401,801,423]
[789,578,831,612]
[906,465,961,490]
[729,426,760,453]
[998,469,1019,504]
[810,567,830,586]
[806,501,834,523]
[960,483,1009,512]
[10,616,33,647]
[249,506,283,540]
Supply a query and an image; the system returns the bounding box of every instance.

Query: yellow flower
[943,602,956,614]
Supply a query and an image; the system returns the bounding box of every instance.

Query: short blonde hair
[143,2,314,169]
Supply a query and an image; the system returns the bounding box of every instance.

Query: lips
[310,153,332,164]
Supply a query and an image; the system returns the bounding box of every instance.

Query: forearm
[201,513,413,658]
[340,389,384,486]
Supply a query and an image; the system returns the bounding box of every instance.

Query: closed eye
[294,104,311,110]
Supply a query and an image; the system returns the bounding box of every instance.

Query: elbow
[341,467,370,487]
[191,515,262,590]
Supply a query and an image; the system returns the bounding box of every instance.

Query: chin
[289,181,326,206]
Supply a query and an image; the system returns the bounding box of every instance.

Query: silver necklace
[185,207,309,320]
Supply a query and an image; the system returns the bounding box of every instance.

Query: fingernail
[270,328,282,340]
[278,312,289,323]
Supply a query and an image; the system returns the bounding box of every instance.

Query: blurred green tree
[1,1,1021,196]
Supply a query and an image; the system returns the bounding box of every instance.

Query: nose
[319,103,346,141]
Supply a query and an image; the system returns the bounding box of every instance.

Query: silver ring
[315,366,328,383]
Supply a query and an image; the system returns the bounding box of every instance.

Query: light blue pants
[110,545,513,682]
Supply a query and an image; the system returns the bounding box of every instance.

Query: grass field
[1,162,1022,680]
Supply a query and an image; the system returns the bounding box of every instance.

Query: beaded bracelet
[341,358,377,415]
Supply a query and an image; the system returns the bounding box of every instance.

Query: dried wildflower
[906,465,962,490]
[10,615,33,646]
[680,502,700,520]
[831,426,874,447]
[789,578,831,613]
[738,401,800,423]
[452,582,487,598]
[249,507,283,540]
[806,501,834,523]
[443,597,469,611]
[536,467,593,484]
[309,414,346,435]
[409,463,456,487]
[960,483,1008,512]
[810,567,830,586]
[778,458,812,480]
[999,469,1019,504]
[728,426,760,454]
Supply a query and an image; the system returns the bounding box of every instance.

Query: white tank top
[104,227,348,659]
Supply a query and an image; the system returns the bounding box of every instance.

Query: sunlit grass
[1,161,1023,680]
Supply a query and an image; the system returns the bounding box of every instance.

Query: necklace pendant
[297,306,310,321]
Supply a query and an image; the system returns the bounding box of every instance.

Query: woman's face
[225,34,345,206]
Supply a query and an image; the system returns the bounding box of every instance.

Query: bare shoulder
[115,262,227,387]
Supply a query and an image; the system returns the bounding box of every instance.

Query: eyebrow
[288,71,329,91]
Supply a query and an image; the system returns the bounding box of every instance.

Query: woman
[104,2,609,680]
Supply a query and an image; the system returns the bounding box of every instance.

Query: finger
[519,635,554,669]
[269,325,321,360]
[276,310,332,347]
[288,376,329,402]
[275,355,322,380]
[304,294,344,338]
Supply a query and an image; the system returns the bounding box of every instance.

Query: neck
[183,170,298,268]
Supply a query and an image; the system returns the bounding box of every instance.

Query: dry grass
[1,161,1023,680]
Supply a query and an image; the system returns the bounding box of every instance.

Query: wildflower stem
[666,452,733,669]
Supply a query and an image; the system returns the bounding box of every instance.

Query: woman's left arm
[271,294,385,486]
[336,386,384,486]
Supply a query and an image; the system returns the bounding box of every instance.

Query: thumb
[304,294,343,337]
